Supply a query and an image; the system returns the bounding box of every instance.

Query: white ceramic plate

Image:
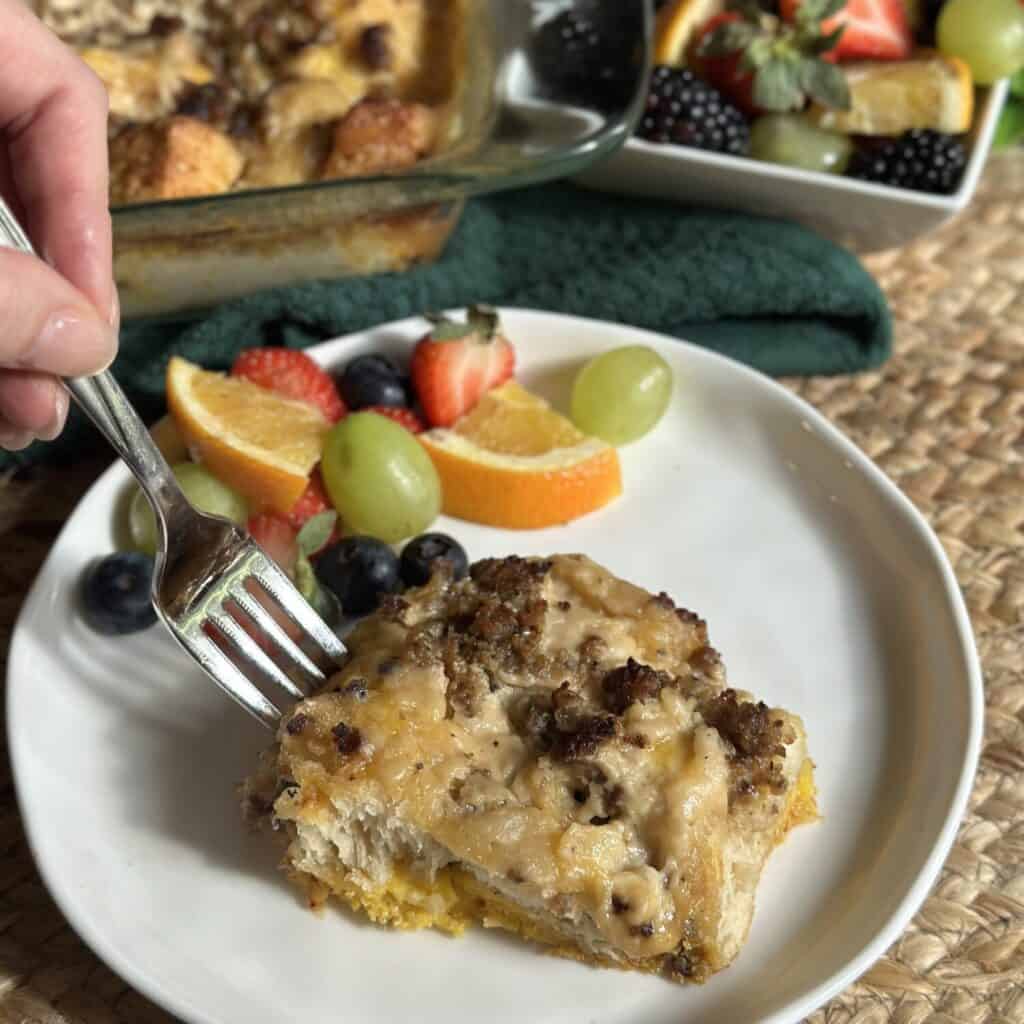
[575,82,1009,253]
[8,310,981,1024]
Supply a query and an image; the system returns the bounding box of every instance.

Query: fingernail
[37,387,69,442]
[0,426,34,451]
[27,310,118,375]
[108,290,121,331]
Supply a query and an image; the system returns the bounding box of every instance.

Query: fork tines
[163,544,346,729]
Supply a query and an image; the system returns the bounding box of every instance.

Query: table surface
[0,154,1022,1024]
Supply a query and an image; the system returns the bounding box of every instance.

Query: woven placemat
[0,154,1022,1023]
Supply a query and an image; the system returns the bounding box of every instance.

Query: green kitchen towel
[1,182,891,472]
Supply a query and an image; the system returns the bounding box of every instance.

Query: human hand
[0,3,118,452]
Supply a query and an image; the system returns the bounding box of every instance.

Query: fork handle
[0,199,186,523]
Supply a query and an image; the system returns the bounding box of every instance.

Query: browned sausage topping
[551,711,617,761]
[675,606,704,628]
[701,690,786,761]
[601,658,675,715]
[470,556,552,598]
[664,951,699,980]
[689,645,722,676]
[332,722,362,756]
[511,687,618,761]
[285,712,309,736]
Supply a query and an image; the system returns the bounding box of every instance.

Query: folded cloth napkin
[1,182,891,472]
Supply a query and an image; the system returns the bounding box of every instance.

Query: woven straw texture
[1,153,1022,1023]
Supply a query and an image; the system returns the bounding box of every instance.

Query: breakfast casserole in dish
[29,0,649,316]
[35,0,465,202]
[244,554,818,983]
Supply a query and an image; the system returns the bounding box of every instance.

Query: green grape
[938,0,1024,85]
[570,346,673,446]
[750,115,853,174]
[129,462,248,554]
[321,412,441,544]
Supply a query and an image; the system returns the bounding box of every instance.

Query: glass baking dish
[111,0,653,318]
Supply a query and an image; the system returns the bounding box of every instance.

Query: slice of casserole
[244,555,817,983]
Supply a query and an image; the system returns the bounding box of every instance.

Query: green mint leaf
[698,21,756,57]
[802,60,851,110]
[753,60,804,112]
[294,554,319,605]
[743,34,775,69]
[797,0,846,23]
[809,24,845,54]
[466,304,501,341]
[994,99,1024,149]
[297,510,337,557]
[1011,69,1024,100]
[430,321,476,342]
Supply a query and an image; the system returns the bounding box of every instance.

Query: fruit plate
[7,310,981,1024]
[575,80,1009,253]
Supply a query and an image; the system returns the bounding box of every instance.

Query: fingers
[0,371,68,449]
[0,249,117,376]
[1,4,115,324]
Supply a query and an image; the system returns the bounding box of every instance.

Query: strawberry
[780,0,911,61]
[691,13,759,114]
[364,406,426,433]
[231,348,346,423]
[409,305,515,427]
[247,513,299,574]
[287,471,331,530]
[694,1,851,114]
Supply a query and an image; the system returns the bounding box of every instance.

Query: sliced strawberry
[287,470,331,529]
[364,406,426,433]
[231,348,347,423]
[409,306,515,428]
[247,513,299,574]
[781,0,911,61]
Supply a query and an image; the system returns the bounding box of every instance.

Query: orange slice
[166,356,329,514]
[811,53,973,136]
[654,0,725,66]
[419,381,622,529]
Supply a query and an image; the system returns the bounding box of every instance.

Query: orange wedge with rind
[166,355,329,514]
[419,382,622,529]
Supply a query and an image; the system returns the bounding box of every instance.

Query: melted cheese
[251,555,817,981]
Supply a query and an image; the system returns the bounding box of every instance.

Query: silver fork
[0,199,346,729]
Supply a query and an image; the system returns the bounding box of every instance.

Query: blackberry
[531,8,636,108]
[848,130,967,195]
[637,66,749,157]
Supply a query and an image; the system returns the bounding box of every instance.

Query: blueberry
[399,533,469,588]
[314,536,401,616]
[80,552,158,635]
[339,355,408,410]
[346,353,401,378]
